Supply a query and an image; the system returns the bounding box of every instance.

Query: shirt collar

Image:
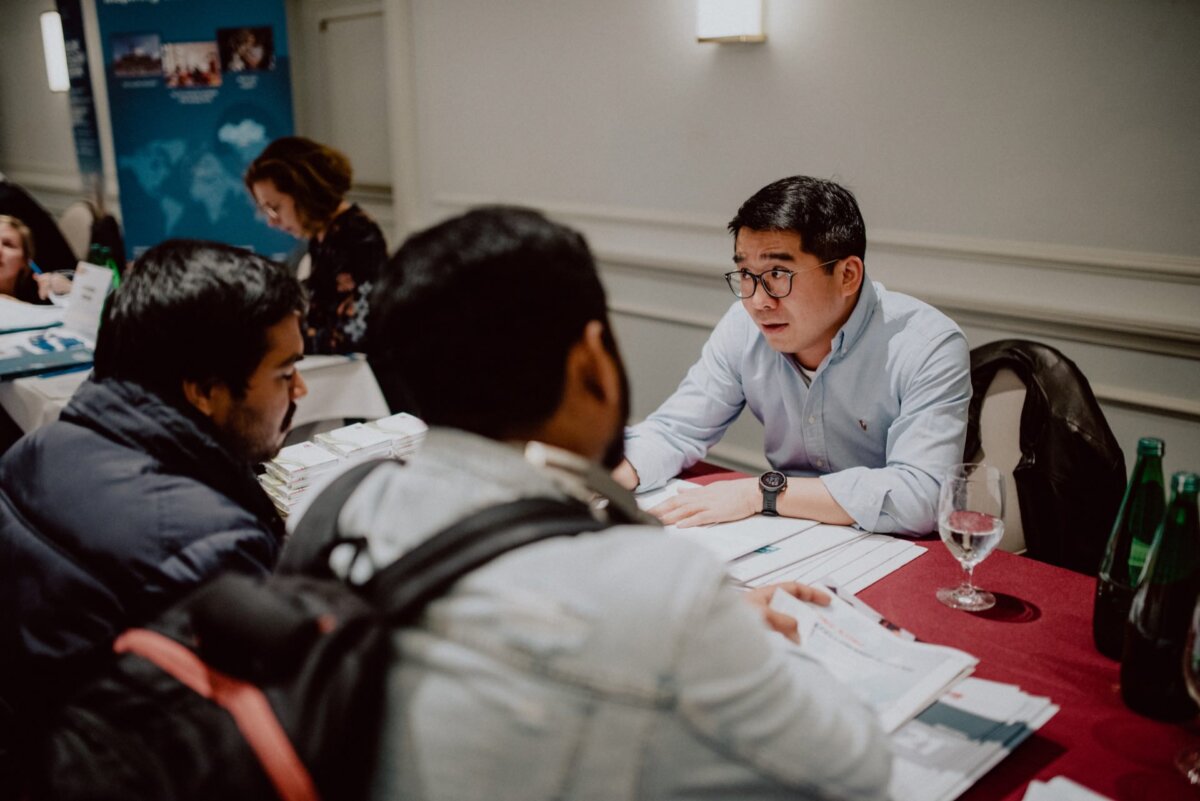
[830,277,878,359]
[522,440,657,526]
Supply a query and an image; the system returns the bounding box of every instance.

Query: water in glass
[936,463,1005,612]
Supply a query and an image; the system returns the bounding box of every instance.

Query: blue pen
[29,261,43,274]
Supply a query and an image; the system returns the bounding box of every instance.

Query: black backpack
[30,459,610,801]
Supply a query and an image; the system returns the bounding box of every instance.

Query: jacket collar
[61,378,286,540]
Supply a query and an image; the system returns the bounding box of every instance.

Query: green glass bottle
[86,243,120,289]
[1093,438,1166,658]
[1120,472,1200,721]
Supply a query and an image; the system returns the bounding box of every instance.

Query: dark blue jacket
[0,378,285,705]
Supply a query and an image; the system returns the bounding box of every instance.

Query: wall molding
[608,296,1200,424]
[435,193,1200,285]
[600,249,1199,361]
[2,162,119,214]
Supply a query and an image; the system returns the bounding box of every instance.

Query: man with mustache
[306,207,889,799]
[615,176,971,535]
[0,240,307,743]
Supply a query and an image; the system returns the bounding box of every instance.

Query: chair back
[56,201,96,261]
[964,339,1126,575]
[968,367,1026,554]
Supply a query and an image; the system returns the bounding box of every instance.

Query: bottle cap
[1137,437,1165,456]
[1170,472,1198,494]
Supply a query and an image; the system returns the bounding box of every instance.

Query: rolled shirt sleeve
[624,304,751,490]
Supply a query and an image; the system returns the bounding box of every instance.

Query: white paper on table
[729,524,867,582]
[889,677,1058,801]
[825,539,927,595]
[752,535,894,587]
[1023,777,1114,801]
[636,479,819,562]
[0,296,65,333]
[772,589,977,732]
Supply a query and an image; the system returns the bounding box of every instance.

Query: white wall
[2,0,1198,476]
[405,0,1200,478]
[0,1,95,207]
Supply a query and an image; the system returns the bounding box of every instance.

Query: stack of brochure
[258,413,430,517]
[367,412,428,459]
[260,440,344,517]
[769,588,1057,801]
[890,677,1058,801]
[313,422,395,461]
[637,479,925,594]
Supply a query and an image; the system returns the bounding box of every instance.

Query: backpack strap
[278,456,613,619]
[275,458,398,578]
[367,497,609,622]
[113,628,320,801]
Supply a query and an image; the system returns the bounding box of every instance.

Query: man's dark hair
[727,176,867,269]
[92,239,306,404]
[368,206,615,439]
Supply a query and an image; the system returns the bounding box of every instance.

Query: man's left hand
[649,478,759,527]
[741,581,831,643]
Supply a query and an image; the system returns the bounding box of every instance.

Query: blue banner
[95,0,295,261]
[57,0,104,181]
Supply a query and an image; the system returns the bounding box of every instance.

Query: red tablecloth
[684,469,1199,800]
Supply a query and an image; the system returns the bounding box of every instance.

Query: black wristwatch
[758,470,787,516]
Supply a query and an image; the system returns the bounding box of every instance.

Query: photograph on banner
[162,41,222,88]
[96,0,295,263]
[219,27,275,73]
[110,32,161,78]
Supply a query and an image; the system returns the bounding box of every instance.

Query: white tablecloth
[0,354,390,433]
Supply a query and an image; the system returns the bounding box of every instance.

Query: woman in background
[0,215,64,304]
[245,137,386,354]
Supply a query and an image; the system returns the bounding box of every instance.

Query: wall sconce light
[40,10,70,92]
[696,0,766,44]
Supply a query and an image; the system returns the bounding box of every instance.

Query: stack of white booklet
[314,422,395,460]
[260,441,344,517]
[769,588,1057,801]
[366,412,428,459]
[259,413,431,517]
[890,677,1058,801]
[639,479,926,593]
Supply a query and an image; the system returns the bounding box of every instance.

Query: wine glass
[936,463,1005,612]
[1175,597,1200,784]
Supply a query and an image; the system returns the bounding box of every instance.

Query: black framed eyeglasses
[723,259,839,299]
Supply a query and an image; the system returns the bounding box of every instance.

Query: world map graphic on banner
[96,0,296,262]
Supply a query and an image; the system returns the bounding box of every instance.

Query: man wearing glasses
[613,175,971,535]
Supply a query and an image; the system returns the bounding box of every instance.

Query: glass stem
[962,562,975,594]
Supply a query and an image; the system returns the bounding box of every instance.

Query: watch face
[760,471,786,490]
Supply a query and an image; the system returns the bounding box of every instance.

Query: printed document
[771,588,977,732]
[637,479,819,561]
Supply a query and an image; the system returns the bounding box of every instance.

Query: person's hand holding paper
[742,581,831,644]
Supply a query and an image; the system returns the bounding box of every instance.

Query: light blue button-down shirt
[624,280,971,534]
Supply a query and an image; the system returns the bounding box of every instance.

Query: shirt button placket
[805,383,828,471]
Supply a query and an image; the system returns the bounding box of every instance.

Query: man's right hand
[611,459,639,491]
